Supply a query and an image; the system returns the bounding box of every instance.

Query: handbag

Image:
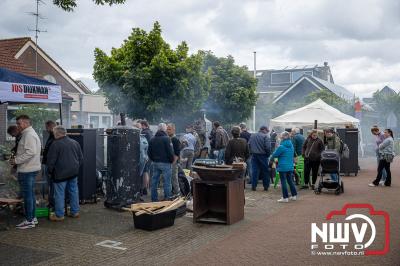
[305,140,316,159]
[384,153,394,163]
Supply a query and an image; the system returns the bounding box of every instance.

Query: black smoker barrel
[104,125,142,209]
[66,128,98,203]
[337,128,359,176]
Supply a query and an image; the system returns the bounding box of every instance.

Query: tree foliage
[53,0,125,12]
[202,52,258,124]
[305,89,353,115]
[93,22,209,124]
[372,90,400,119]
[14,105,59,138]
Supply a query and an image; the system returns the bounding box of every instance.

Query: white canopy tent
[270,99,359,128]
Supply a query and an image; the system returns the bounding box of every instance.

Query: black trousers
[304,159,320,185]
[373,159,391,186]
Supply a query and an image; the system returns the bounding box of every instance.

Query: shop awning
[0,67,62,104]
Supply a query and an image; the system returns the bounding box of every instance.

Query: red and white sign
[311,204,390,256]
[0,81,62,104]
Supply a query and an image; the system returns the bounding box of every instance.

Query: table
[0,197,22,230]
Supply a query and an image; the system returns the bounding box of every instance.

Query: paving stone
[0,157,398,265]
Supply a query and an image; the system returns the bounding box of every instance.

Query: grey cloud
[0,0,399,95]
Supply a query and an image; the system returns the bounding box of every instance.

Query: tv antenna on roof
[28,0,47,74]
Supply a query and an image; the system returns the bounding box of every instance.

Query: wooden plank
[130,201,173,210]
[156,198,185,213]
[0,198,22,204]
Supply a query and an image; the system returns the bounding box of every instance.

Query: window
[89,114,112,128]
[271,72,291,84]
[101,116,111,128]
[291,71,313,82]
[89,116,99,128]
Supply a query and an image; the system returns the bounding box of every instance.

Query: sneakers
[368,183,377,187]
[33,217,38,225]
[68,213,80,218]
[289,196,297,201]
[379,181,385,187]
[277,198,289,203]
[49,214,65,222]
[16,219,35,229]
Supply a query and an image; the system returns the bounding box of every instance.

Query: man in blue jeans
[12,115,42,229]
[148,123,175,201]
[248,126,271,191]
[46,126,83,221]
[42,120,56,209]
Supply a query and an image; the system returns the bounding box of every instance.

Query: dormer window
[43,74,56,84]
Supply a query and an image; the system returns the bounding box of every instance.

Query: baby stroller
[315,150,344,195]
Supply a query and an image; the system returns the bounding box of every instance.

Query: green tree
[372,90,400,123]
[14,105,59,138]
[53,0,125,12]
[202,52,258,125]
[93,22,209,124]
[372,90,400,115]
[305,89,353,115]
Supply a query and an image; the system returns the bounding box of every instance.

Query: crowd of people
[8,115,82,229]
[6,114,396,229]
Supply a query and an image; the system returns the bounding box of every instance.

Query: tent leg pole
[59,103,63,125]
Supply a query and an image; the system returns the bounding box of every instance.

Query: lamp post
[253,51,257,132]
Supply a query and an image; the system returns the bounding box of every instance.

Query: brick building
[0,37,115,144]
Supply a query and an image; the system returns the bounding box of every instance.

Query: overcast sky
[1,0,399,97]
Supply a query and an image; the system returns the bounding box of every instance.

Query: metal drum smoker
[104,114,142,210]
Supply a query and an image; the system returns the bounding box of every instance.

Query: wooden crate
[193,179,244,225]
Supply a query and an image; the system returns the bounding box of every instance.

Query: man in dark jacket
[249,126,271,191]
[46,126,83,221]
[167,123,181,197]
[140,119,153,194]
[208,127,217,159]
[42,120,56,208]
[291,128,305,185]
[291,128,305,157]
[140,120,153,143]
[148,123,174,201]
[214,121,230,164]
[225,126,249,165]
[239,123,252,183]
[239,123,251,143]
[270,129,278,152]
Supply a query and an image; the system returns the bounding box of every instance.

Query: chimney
[120,113,126,126]
[321,62,331,82]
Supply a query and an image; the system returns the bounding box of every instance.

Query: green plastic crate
[35,207,49,218]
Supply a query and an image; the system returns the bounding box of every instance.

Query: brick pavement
[0,157,398,265]
[175,157,400,265]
